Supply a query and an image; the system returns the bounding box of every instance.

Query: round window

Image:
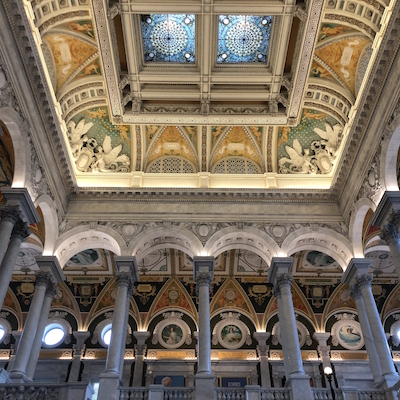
[0,325,5,343]
[43,323,66,347]
[101,324,112,347]
[397,330,400,341]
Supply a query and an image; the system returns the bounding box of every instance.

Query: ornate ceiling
[22,0,393,189]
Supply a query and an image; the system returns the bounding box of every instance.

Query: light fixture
[261,18,268,25]
[184,52,192,60]
[146,17,152,24]
[223,17,230,25]
[221,53,228,60]
[148,52,155,59]
[324,366,333,375]
[184,16,191,24]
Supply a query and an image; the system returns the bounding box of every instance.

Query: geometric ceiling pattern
[27,0,386,189]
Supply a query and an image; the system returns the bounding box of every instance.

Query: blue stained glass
[141,14,195,63]
[217,15,273,64]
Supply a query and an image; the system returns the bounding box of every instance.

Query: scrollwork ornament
[45,283,58,299]
[355,274,372,290]
[389,210,400,227]
[195,272,212,287]
[275,273,292,289]
[116,273,134,289]
[380,223,400,245]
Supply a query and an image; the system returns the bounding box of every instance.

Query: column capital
[267,257,293,285]
[349,283,363,300]
[133,331,150,345]
[115,272,135,297]
[114,256,139,283]
[354,274,372,290]
[275,273,292,289]
[11,220,31,242]
[380,223,400,245]
[313,332,331,346]
[253,332,271,346]
[1,188,40,224]
[34,271,54,288]
[272,285,281,299]
[193,256,214,282]
[35,256,65,283]
[45,282,58,299]
[257,344,269,358]
[370,191,400,228]
[0,205,20,224]
[341,258,372,285]
[73,331,90,354]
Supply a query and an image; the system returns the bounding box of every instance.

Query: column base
[97,372,120,400]
[376,373,400,400]
[0,368,10,383]
[9,370,27,383]
[59,382,95,400]
[340,386,358,400]
[285,373,313,400]
[195,372,216,400]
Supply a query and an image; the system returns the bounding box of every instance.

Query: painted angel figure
[313,123,342,156]
[279,139,313,173]
[93,135,130,171]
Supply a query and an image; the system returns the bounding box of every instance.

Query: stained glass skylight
[141,14,195,63]
[217,15,273,64]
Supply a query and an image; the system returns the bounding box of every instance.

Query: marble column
[253,332,271,387]
[0,220,31,311]
[6,331,22,373]
[342,258,399,391]
[349,283,382,384]
[132,331,150,387]
[98,256,138,400]
[119,295,132,380]
[10,272,52,382]
[193,256,215,400]
[313,332,334,388]
[9,256,64,382]
[380,221,400,278]
[0,206,20,267]
[0,188,39,267]
[68,331,91,382]
[267,257,312,400]
[25,283,57,382]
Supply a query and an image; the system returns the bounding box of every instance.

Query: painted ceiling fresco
[141,14,196,63]
[217,15,273,63]
[34,2,381,181]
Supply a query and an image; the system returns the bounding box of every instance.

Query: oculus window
[101,324,112,347]
[141,14,195,63]
[0,325,5,343]
[217,15,273,63]
[42,323,66,347]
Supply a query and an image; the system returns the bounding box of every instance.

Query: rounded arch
[0,107,30,188]
[35,194,58,255]
[265,309,317,333]
[349,198,376,257]
[146,308,198,331]
[210,307,257,331]
[204,226,280,264]
[129,226,203,262]
[85,306,139,332]
[54,225,125,267]
[323,308,357,332]
[381,115,400,191]
[281,227,353,270]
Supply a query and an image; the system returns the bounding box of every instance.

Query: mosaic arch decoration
[217,15,273,63]
[141,14,195,63]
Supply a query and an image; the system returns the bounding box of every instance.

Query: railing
[164,387,195,400]
[215,387,246,400]
[260,387,291,399]
[311,388,344,400]
[357,390,386,400]
[119,387,150,400]
[0,383,62,400]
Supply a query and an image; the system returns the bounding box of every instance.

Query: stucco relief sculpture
[67,118,131,172]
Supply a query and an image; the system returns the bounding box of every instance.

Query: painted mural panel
[317,23,360,43]
[58,20,96,39]
[74,57,102,81]
[315,37,372,95]
[309,60,340,85]
[44,34,97,90]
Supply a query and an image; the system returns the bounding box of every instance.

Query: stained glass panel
[141,14,195,63]
[217,15,273,64]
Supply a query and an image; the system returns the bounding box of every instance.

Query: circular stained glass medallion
[151,20,188,56]
[225,22,262,57]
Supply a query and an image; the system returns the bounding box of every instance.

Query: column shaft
[25,289,55,381]
[351,285,382,383]
[0,206,19,267]
[119,296,131,378]
[279,280,304,376]
[359,276,397,376]
[197,283,211,374]
[11,275,50,379]
[104,277,130,374]
[275,291,290,379]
